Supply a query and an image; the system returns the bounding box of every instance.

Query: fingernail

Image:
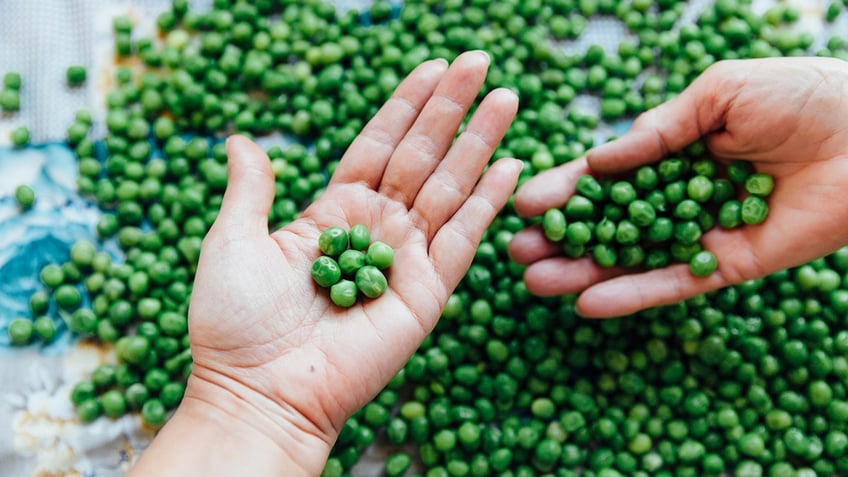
[474,50,491,62]
[433,58,449,68]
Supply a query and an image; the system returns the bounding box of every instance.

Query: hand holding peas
[511,57,848,318]
[129,51,521,476]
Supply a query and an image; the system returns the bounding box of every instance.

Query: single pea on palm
[180,51,521,474]
[510,57,848,319]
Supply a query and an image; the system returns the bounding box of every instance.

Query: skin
[128,51,521,476]
[510,57,848,318]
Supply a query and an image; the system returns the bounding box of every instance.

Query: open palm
[184,51,520,469]
[510,57,848,318]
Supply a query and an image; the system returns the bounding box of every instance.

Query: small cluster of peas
[541,151,774,277]
[311,224,394,307]
[1,71,29,149]
[2,67,86,149]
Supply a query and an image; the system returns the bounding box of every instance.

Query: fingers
[586,62,733,174]
[411,88,519,239]
[430,158,522,292]
[523,257,623,297]
[212,135,276,238]
[378,51,492,207]
[330,59,449,188]
[574,265,728,318]
[512,158,591,218]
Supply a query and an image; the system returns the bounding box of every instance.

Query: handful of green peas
[541,154,773,277]
[311,225,394,307]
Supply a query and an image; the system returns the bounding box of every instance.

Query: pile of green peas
[541,153,773,277]
[6,0,848,474]
[312,225,394,307]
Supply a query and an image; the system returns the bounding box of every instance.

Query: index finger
[513,157,591,217]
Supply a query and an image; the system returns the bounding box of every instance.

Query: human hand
[510,57,848,318]
[129,51,521,476]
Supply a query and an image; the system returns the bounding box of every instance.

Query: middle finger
[377,50,491,207]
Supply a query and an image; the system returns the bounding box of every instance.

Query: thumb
[213,135,276,237]
[586,61,733,174]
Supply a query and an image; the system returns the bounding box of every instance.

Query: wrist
[130,372,334,477]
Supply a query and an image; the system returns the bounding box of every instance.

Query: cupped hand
[184,51,520,473]
[510,57,848,318]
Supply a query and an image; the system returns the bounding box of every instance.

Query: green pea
[3,72,21,90]
[615,220,641,245]
[97,319,120,343]
[609,181,637,205]
[318,226,349,256]
[741,196,769,225]
[718,200,743,229]
[39,264,65,288]
[728,160,755,183]
[160,381,186,408]
[141,399,167,426]
[54,285,82,310]
[125,383,150,410]
[7,318,33,345]
[0,89,20,112]
[664,180,687,205]
[543,208,567,242]
[658,158,687,182]
[330,279,357,308]
[11,126,30,148]
[646,217,673,242]
[68,308,97,334]
[355,265,388,299]
[144,368,170,392]
[576,175,604,201]
[337,249,366,276]
[101,390,127,418]
[627,200,656,226]
[348,224,371,250]
[634,166,659,190]
[565,195,594,220]
[366,241,394,270]
[711,178,736,204]
[674,199,701,220]
[595,218,617,243]
[687,175,714,202]
[66,65,88,86]
[645,189,667,212]
[312,256,342,288]
[689,251,718,277]
[76,398,102,423]
[745,172,775,197]
[15,185,36,210]
[619,245,646,268]
[674,221,702,245]
[645,249,670,269]
[384,452,411,477]
[32,316,56,342]
[566,222,593,246]
[116,335,151,364]
[593,244,618,268]
[563,242,586,258]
